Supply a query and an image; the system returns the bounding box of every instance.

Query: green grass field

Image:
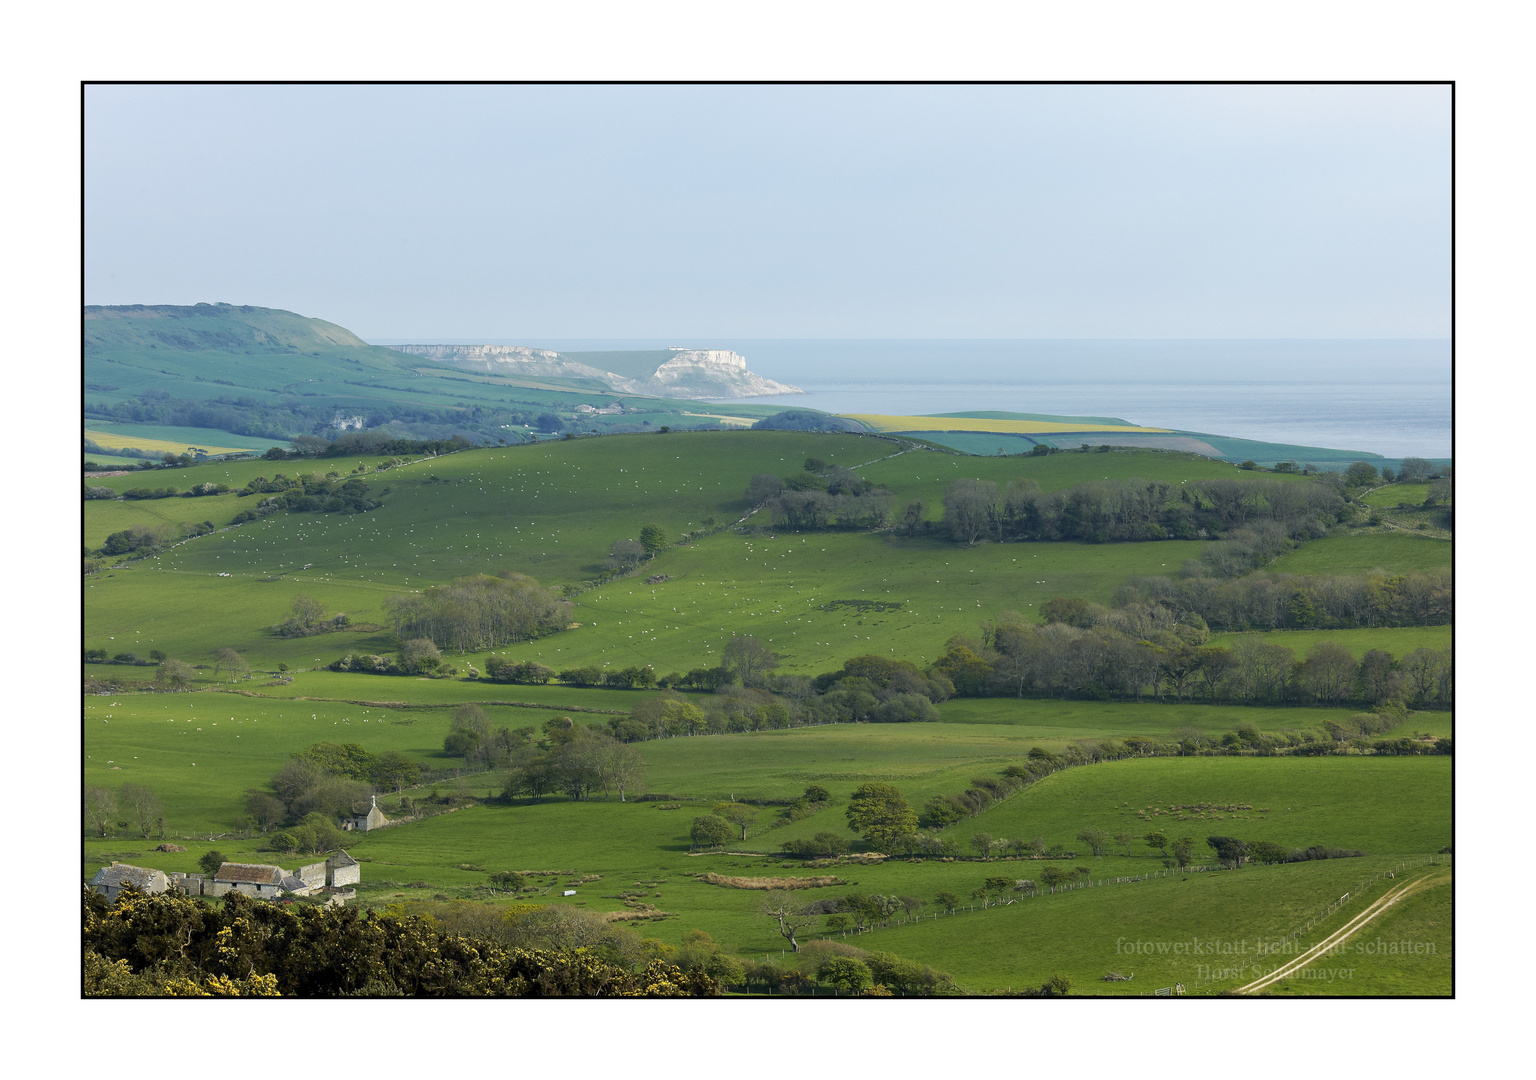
[1256,870,1452,996]
[81,430,1453,995]
[1266,531,1451,575]
[80,737,1448,993]
[1360,482,1435,509]
[1209,626,1452,660]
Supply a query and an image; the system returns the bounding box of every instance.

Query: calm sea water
[376,338,1453,460]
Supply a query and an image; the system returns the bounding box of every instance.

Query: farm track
[1231,866,1451,994]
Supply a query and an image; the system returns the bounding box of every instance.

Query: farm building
[342,795,389,832]
[157,850,361,905]
[90,862,170,900]
[212,862,289,898]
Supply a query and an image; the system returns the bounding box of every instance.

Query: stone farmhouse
[90,862,171,900]
[90,851,360,906]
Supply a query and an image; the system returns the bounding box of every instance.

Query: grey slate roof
[90,863,166,890]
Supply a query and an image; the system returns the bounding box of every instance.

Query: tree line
[935,473,1346,547]
[929,615,1452,707]
[384,572,570,652]
[229,473,381,524]
[424,706,648,804]
[1110,567,1452,630]
[745,459,896,531]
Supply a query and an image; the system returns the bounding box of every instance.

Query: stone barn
[326,850,360,887]
[90,862,170,901]
[211,862,289,898]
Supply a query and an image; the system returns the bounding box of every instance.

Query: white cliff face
[389,344,611,381]
[645,350,801,396]
[386,345,802,399]
[395,344,562,363]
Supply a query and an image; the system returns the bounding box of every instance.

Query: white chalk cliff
[388,345,802,399]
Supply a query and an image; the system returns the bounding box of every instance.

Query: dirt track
[1233,867,1451,994]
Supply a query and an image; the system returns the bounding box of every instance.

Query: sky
[84,83,1450,340]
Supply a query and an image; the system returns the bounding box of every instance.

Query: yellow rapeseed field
[840,414,1174,435]
[84,428,254,456]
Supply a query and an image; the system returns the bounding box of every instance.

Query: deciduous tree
[690,815,732,851]
[712,802,759,841]
[120,783,164,839]
[759,890,816,953]
[845,782,918,853]
[85,787,116,837]
[722,635,777,688]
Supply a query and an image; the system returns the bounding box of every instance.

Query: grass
[84,493,246,551]
[1360,482,1435,509]
[1257,870,1452,996]
[89,437,1269,673]
[85,452,151,468]
[80,429,1453,994]
[937,755,1451,857]
[1209,626,1452,660]
[79,738,1448,994]
[1267,531,1450,575]
[862,854,1439,993]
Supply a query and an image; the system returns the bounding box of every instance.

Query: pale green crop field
[1266,531,1450,575]
[1359,483,1436,509]
[1209,626,1452,659]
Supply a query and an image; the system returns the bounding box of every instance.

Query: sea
[377,338,1453,461]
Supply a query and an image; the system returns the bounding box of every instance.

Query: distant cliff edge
[388,344,803,399]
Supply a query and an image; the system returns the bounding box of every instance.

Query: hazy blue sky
[85,83,1449,340]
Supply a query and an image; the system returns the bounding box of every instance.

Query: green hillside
[84,303,424,403]
[82,305,796,451]
[81,423,1452,997]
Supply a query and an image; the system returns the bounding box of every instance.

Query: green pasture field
[84,685,1420,835]
[899,432,1042,456]
[84,528,1205,676]
[85,455,408,550]
[1209,626,1452,661]
[79,738,1448,994]
[85,422,287,453]
[1360,483,1435,508]
[84,492,247,550]
[1258,870,1452,996]
[88,435,1264,674]
[84,566,417,668]
[861,856,1439,994]
[1266,531,1451,575]
[88,454,400,494]
[85,453,150,468]
[935,755,1451,858]
[80,429,1452,995]
[81,691,574,833]
[1173,433,1382,464]
[930,696,1452,740]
